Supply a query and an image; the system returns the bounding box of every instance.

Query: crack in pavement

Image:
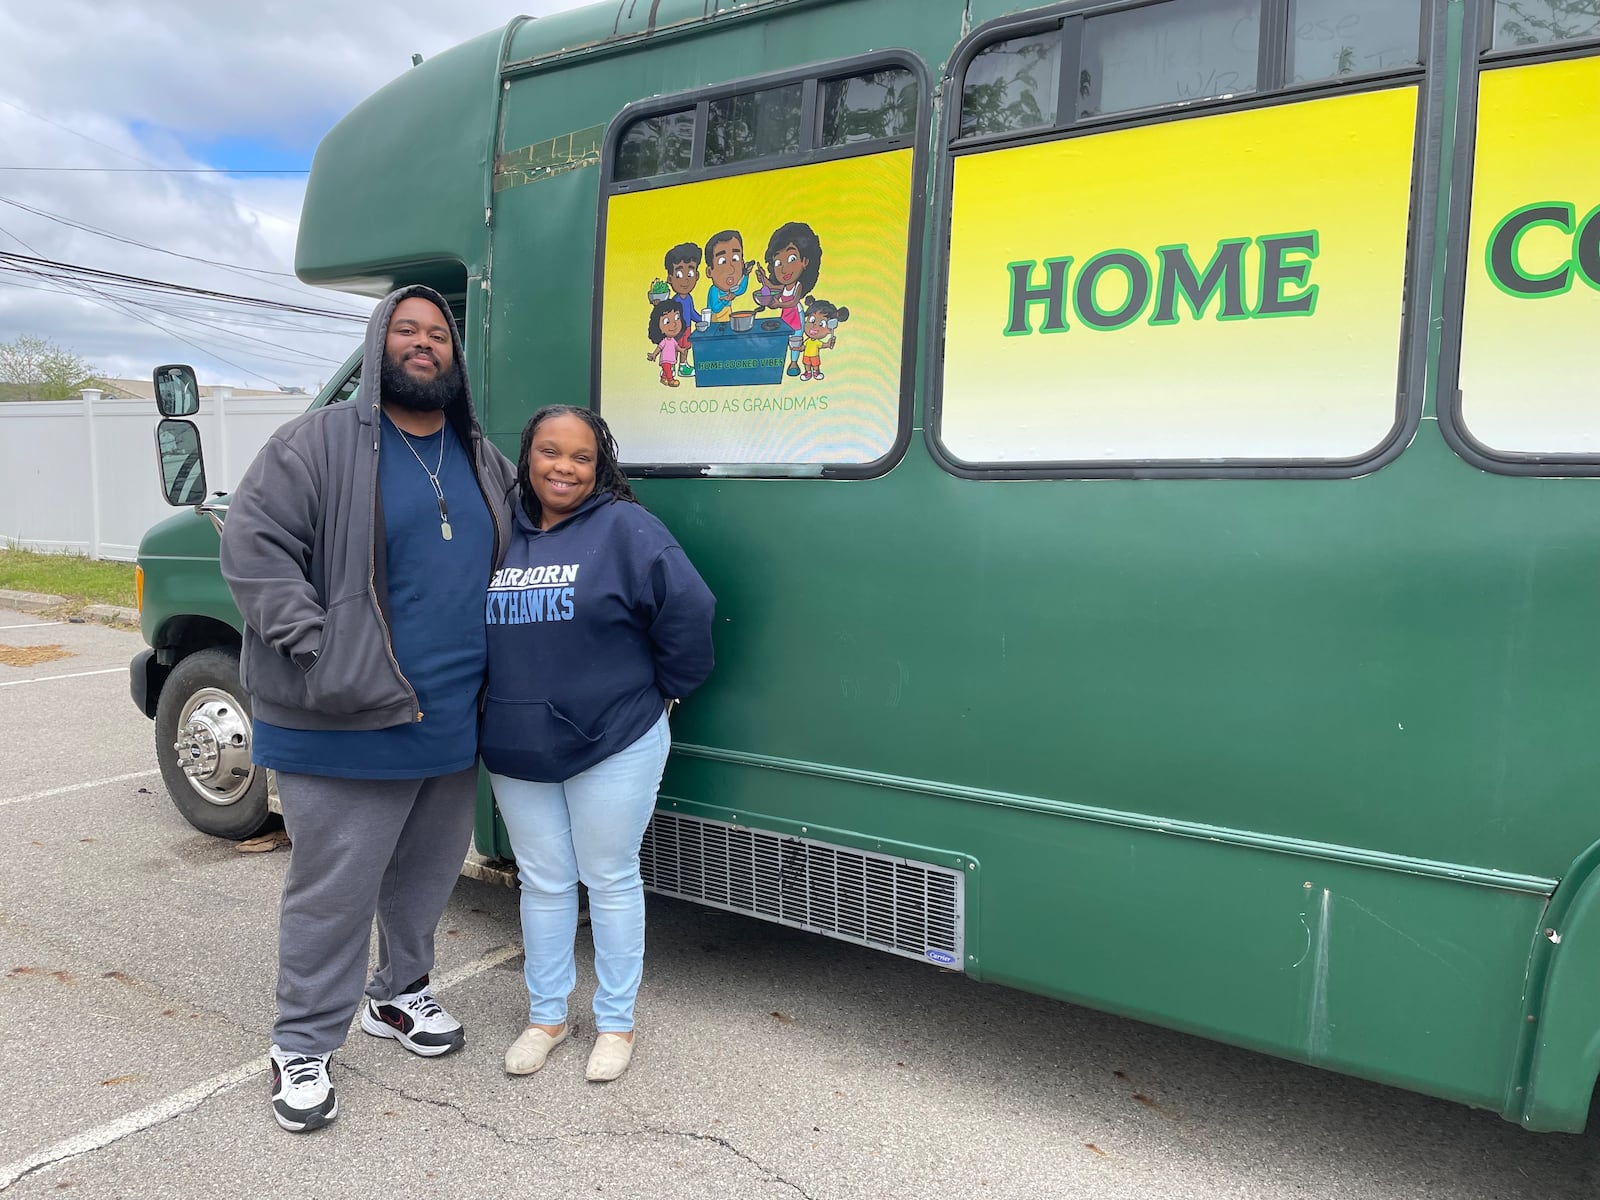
[3,1037,816,1198]
[349,1065,818,1198]
[641,1126,821,1199]
[0,945,522,1193]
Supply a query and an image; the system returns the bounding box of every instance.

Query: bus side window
[1078,0,1259,120]
[959,31,1061,138]
[943,0,1427,472]
[1289,0,1424,82]
[617,108,695,181]
[1491,0,1600,49]
[705,84,803,166]
[819,69,919,147]
[595,52,926,474]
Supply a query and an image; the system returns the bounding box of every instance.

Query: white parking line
[0,770,161,810]
[0,1059,269,1191]
[0,942,524,1190]
[428,940,523,990]
[0,666,128,688]
[0,621,63,631]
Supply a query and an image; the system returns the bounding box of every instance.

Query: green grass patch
[0,548,137,608]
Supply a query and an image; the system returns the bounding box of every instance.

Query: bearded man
[220,285,516,1133]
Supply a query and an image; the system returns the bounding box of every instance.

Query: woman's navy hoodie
[480,490,715,783]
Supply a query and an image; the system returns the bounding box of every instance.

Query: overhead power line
[0,251,368,321]
[2,255,300,387]
[0,191,365,319]
[0,97,160,171]
[0,255,358,341]
[0,167,310,175]
[1,272,349,370]
[0,247,364,384]
[0,197,299,281]
[1,259,340,383]
[0,220,43,256]
[0,194,302,279]
[0,95,300,224]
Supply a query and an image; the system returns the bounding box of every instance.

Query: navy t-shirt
[252,416,494,779]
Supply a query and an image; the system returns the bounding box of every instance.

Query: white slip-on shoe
[585,1033,635,1082]
[504,1023,570,1075]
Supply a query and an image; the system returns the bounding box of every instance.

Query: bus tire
[154,647,271,840]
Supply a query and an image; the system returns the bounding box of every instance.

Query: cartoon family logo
[640,221,850,389]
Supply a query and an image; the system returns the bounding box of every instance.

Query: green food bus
[130,0,1600,1131]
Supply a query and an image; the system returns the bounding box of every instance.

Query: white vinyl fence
[0,388,308,562]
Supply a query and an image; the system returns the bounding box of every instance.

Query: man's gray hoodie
[219,284,517,731]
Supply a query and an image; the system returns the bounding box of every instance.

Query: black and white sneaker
[269,1045,337,1133]
[360,981,465,1057]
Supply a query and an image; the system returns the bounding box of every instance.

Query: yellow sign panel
[940,87,1417,464]
[598,150,913,466]
[1459,55,1600,457]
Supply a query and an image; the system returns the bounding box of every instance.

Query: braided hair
[514,404,637,528]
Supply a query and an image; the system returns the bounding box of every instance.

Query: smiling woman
[525,412,599,527]
[484,400,715,1080]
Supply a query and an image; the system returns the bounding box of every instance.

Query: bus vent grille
[640,811,965,970]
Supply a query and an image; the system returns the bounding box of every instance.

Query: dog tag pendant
[441,520,453,541]
[437,496,452,541]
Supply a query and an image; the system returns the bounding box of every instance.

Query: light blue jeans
[489,711,670,1033]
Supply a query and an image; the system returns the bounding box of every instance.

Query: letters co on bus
[1460,54,1599,459]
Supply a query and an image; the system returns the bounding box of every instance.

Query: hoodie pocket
[303,593,408,715]
[480,697,603,774]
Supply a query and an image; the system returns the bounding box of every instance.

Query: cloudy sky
[0,0,582,394]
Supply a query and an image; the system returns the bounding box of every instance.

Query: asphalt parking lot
[2,607,1598,1199]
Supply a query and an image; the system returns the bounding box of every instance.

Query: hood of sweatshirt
[358,283,480,448]
[510,486,614,537]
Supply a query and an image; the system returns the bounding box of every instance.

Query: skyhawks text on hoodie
[487,563,580,624]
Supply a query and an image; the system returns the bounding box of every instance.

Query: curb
[0,590,140,627]
[462,849,518,890]
[0,589,61,614]
[84,603,142,625]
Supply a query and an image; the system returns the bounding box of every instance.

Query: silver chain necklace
[388,415,453,540]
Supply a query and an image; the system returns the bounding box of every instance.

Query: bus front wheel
[154,647,271,840]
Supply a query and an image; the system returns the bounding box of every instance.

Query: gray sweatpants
[272,767,477,1054]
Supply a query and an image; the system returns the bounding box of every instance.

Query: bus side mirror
[153,364,200,417]
[156,418,209,507]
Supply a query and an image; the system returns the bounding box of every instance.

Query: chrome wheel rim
[172,686,254,806]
